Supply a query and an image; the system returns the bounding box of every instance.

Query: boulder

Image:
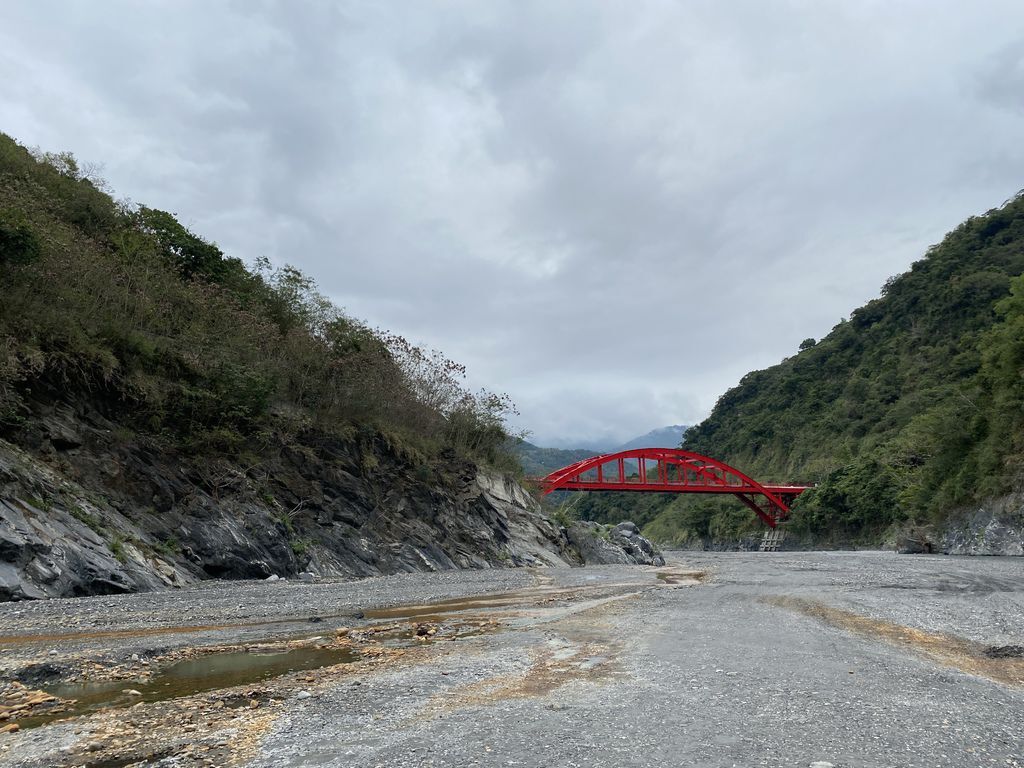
[612,521,639,538]
[896,537,935,555]
[566,521,665,566]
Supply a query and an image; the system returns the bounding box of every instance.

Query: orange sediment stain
[766,596,1024,687]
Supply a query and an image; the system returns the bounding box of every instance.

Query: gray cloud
[3,1,1024,446]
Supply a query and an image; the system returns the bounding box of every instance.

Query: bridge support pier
[759,528,787,552]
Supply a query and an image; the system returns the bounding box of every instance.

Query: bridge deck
[545,481,811,494]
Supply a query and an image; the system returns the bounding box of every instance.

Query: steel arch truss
[537,448,811,528]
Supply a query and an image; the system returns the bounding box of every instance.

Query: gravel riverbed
[0,551,1021,767]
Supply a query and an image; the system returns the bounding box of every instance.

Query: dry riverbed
[1,552,1022,767]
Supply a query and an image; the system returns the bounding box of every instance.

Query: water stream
[19,644,358,730]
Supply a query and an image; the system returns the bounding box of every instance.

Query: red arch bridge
[535,448,812,528]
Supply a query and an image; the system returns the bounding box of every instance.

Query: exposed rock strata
[940,495,1024,556]
[0,406,662,601]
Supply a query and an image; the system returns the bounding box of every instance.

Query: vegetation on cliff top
[0,133,518,467]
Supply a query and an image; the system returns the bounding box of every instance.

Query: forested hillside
[640,193,1024,546]
[0,133,514,465]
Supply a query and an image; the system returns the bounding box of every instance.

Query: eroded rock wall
[940,495,1024,556]
[0,398,587,600]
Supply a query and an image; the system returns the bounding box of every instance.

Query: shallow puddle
[655,570,706,586]
[17,645,357,729]
[363,589,576,620]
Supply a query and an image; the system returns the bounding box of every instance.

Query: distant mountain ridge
[511,441,596,476]
[513,425,689,475]
[615,425,688,452]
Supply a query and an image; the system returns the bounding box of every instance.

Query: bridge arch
[536,448,810,528]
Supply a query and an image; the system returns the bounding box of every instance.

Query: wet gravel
[0,569,540,672]
[0,565,660,678]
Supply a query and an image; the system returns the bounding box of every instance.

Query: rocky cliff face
[940,494,1024,556]
[0,403,663,601]
[885,494,1024,556]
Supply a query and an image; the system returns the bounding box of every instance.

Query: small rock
[298,572,315,582]
[897,536,934,555]
[130,653,139,661]
[0,724,19,734]
[296,690,312,700]
[984,644,1024,658]
[122,689,143,696]
[265,574,280,582]
[249,699,260,709]
[86,741,104,752]
[48,649,58,656]
[809,762,834,768]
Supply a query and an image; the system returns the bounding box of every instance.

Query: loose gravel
[251,551,1024,768]
[1,552,1022,767]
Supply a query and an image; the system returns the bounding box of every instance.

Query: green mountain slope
[0,133,515,465]
[672,193,1024,543]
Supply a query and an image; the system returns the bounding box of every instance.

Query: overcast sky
[3,2,1024,448]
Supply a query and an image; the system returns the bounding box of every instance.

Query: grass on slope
[0,133,518,469]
